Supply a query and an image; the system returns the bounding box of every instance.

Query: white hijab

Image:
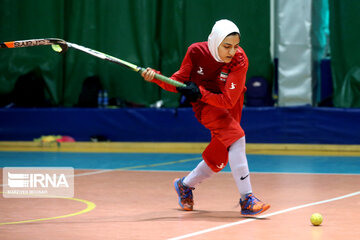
[208,19,240,62]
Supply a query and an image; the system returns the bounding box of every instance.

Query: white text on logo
[8,172,69,188]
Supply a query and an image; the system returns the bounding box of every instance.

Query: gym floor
[1,144,360,240]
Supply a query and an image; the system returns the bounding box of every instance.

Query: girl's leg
[228,136,252,200]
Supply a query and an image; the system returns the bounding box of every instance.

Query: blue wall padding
[0,107,359,144]
[242,107,360,144]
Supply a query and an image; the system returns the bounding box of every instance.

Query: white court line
[168,191,360,240]
[0,169,115,187]
[0,167,191,187]
[72,169,114,177]
[1,169,359,186]
[1,168,360,238]
[0,156,203,187]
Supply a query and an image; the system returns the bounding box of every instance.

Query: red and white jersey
[151,41,248,122]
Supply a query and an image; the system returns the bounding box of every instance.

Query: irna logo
[3,167,74,198]
[7,172,69,188]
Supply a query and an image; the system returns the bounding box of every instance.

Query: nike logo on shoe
[240,174,249,180]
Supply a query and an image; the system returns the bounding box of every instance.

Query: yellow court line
[0,193,96,226]
[246,150,360,156]
[0,157,200,226]
[1,141,360,156]
[0,157,201,226]
[0,141,208,153]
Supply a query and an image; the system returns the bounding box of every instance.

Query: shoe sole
[241,204,270,216]
[173,178,193,211]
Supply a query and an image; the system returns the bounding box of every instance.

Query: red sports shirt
[152,41,248,122]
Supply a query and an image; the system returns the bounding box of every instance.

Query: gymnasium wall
[328,0,360,108]
[1,107,359,144]
[0,0,271,107]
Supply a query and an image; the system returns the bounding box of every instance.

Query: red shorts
[194,103,245,172]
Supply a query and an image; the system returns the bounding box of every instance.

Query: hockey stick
[0,38,186,87]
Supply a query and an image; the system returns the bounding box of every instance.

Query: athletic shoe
[240,194,270,216]
[173,177,194,211]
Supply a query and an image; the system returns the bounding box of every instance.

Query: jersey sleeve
[199,54,248,109]
[150,47,193,93]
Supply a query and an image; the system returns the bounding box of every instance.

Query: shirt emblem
[216,163,225,169]
[230,82,236,89]
[197,67,204,75]
[220,72,228,81]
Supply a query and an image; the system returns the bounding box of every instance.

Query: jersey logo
[216,163,225,169]
[230,82,236,89]
[197,67,204,75]
[220,72,228,81]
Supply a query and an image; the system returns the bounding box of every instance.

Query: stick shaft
[67,42,139,71]
[67,43,185,87]
[0,38,186,87]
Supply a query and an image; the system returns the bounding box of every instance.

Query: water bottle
[103,90,108,108]
[98,90,103,108]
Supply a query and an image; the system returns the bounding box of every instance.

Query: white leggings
[183,137,252,198]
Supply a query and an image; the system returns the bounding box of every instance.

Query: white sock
[183,160,215,188]
[228,137,252,200]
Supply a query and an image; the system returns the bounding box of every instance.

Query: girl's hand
[141,67,156,82]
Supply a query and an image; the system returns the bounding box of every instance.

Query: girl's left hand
[141,67,156,82]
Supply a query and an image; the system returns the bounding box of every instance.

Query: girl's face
[218,34,240,63]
